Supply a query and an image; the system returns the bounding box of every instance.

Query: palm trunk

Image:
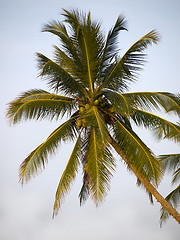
[109,136,180,224]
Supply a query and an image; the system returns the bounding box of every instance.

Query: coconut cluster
[76,97,114,130]
[76,103,90,130]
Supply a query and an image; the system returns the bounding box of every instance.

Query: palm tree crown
[6,9,180,219]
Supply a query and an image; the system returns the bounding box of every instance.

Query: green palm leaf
[111,114,162,185]
[159,154,180,225]
[83,127,115,204]
[160,185,180,226]
[132,109,180,143]
[42,20,69,39]
[102,15,127,63]
[84,106,109,143]
[123,92,180,116]
[42,20,81,66]
[19,118,76,184]
[37,53,87,96]
[53,135,81,217]
[103,89,131,116]
[77,22,103,92]
[159,154,180,184]
[6,89,76,124]
[98,15,127,83]
[78,171,91,205]
[100,30,160,91]
[53,45,78,75]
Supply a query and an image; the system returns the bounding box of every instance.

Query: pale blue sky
[1,0,180,239]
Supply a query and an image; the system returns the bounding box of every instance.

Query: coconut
[77,119,82,129]
[85,103,90,110]
[94,99,99,105]
[82,119,87,128]
[79,106,85,114]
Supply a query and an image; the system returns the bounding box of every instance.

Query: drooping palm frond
[159,154,180,225]
[159,154,180,184]
[99,30,160,91]
[78,171,91,205]
[19,118,77,184]
[83,127,115,204]
[42,20,69,39]
[53,135,81,217]
[111,114,162,185]
[6,89,76,124]
[160,185,180,226]
[123,92,180,116]
[166,93,180,116]
[131,109,180,143]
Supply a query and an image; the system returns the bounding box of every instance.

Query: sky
[0,0,180,239]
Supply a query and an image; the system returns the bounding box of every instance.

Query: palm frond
[102,15,127,64]
[78,171,91,205]
[123,92,180,116]
[53,135,81,217]
[77,21,103,92]
[132,109,180,143]
[62,9,104,92]
[83,127,115,204]
[136,178,154,204]
[160,185,180,226]
[53,45,77,74]
[84,106,109,143]
[100,30,160,91]
[103,89,131,116]
[36,53,87,96]
[42,20,68,39]
[97,15,127,83]
[6,89,76,124]
[111,114,162,185]
[159,154,180,184]
[42,20,81,65]
[19,118,77,184]
[62,9,82,35]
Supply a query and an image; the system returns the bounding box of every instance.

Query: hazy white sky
[1,0,180,239]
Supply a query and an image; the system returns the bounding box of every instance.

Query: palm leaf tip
[146,29,161,44]
[160,185,180,226]
[53,137,81,217]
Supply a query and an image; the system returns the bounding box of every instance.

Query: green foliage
[6,89,76,124]
[159,154,180,225]
[81,127,115,205]
[123,92,180,115]
[111,114,162,185]
[160,154,180,184]
[99,30,160,92]
[160,184,180,226]
[132,109,180,142]
[19,118,77,184]
[6,8,180,218]
[53,136,81,217]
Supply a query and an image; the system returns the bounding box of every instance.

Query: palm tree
[6,9,180,223]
